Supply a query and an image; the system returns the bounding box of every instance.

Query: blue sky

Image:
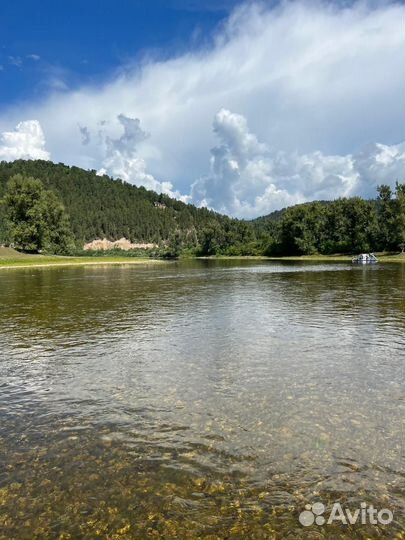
[0,0,242,106]
[0,0,404,218]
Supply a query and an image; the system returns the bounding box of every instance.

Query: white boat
[352,253,378,264]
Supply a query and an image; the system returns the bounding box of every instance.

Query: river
[0,260,404,539]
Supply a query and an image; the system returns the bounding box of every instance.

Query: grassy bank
[0,247,161,269]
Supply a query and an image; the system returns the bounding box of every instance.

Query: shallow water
[0,260,404,539]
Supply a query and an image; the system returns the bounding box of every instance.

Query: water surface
[0,260,404,539]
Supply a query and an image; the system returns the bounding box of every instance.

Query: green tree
[38,189,75,254]
[394,182,405,250]
[3,174,74,253]
[163,229,184,258]
[343,198,378,253]
[376,185,396,250]
[276,202,326,255]
[199,223,226,256]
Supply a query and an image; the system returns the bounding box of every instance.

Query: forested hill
[1,160,404,257]
[0,160,242,246]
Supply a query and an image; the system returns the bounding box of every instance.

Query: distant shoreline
[196,253,405,263]
[1,252,404,269]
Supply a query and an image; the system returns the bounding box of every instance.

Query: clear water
[0,260,404,539]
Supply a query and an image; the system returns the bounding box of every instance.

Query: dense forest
[0,160,254,255]
[0,160,404,256]
[256,184,405,256]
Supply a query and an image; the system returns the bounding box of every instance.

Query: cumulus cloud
[353,142,405,196]
[96,114,189,201]
[191,108,295,216]
[0,1,403,216]
[0,120,50,161]
[191,109,405,217]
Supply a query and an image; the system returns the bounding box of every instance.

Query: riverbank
[1,247,404,269]
[197,253,405,263]
[0,248,162,269]
[269,253,405,263]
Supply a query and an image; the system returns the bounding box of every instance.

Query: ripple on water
[0,261,404,539]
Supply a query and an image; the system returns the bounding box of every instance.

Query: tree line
[0,160,404,257]
[257,184,405,256]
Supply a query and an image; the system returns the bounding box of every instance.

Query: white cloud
[191,108,292,216]
[353,142,405,196]
[191,109,405,217]
[0,1,404,216]
[96,114,190,201]
[0,120,50,161]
